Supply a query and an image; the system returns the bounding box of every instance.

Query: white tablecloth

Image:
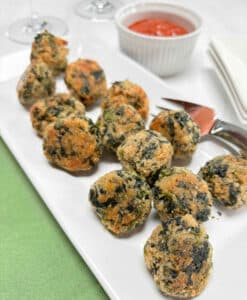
[1,0,247,125]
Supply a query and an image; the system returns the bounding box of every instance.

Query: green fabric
[0,138,108,300]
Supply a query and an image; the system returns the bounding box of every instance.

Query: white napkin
[209,38,247,125]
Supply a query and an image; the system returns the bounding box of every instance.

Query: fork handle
[210,119,247,156]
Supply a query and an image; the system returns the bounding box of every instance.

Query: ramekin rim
[114,1,203,41]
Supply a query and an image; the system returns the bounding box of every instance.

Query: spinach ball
[117,130,173,182]
[30,93,85,137]
[102,80,149,119]
[199,155,247,208]
[43,114,102,172]
[17,61,55,106]
[89,170,152,236]
[150,110,200,160]
[65,58,107,106]
[97,104,145,153]
[153,167,212,222]
[144,215,212,298]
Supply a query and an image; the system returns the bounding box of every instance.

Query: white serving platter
[0,36,246,300]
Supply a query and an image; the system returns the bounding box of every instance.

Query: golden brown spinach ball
[153,167,212,222]
[30,93,85,137]
[97,104,145,153]
[31,30,68,75]
[102,80,149,119]
[150,110,200,160]
[17,61,55,106]
[89,170,152,236]
[144,215,212,298]
[199,155,247,209]
[117,130,173,181]
[64,59,107,106]
[43,115,102,172]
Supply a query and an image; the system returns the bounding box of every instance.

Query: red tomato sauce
[128,18,188,37]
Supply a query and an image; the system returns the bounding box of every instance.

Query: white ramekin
[115,2,202,77]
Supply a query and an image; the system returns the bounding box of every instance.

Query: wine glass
[75,0,122,20]
[7,0,68,44]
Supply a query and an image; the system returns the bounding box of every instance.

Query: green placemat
[0,138,108,300]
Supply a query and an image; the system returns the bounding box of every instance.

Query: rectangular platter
[0,36,246,300]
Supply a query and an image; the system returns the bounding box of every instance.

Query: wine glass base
[7,16,68,44]
[75,0,122,20]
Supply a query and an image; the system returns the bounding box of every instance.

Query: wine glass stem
[30,0,37,26]
[92,0,110,11]
[27,0,47,33]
